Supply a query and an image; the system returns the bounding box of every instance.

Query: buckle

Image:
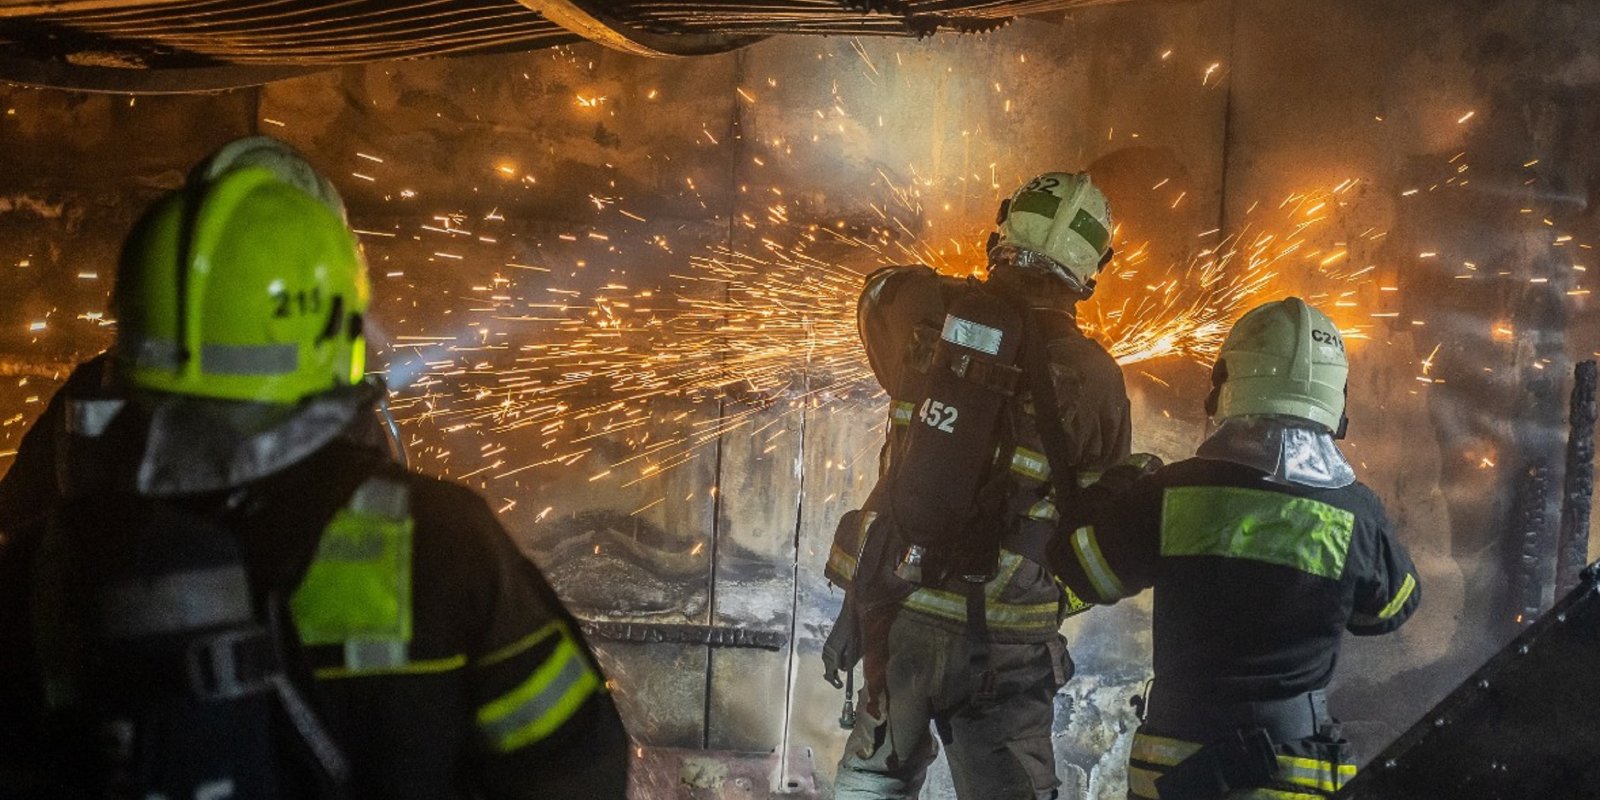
[185,627,278,701]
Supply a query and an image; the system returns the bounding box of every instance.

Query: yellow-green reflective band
[902,589,1060,630]
[1130,733,1351,798]
[291,480,415,653]
[827,543,860,581]
[901,552,1059,631]
[890,400,915,426]
[1071,525,1126,602]
[1127,765,1162,799]
[1011,447,1050,481]
[1278,755,1357,792]
[1161,487,1354,580]
[1027,498,1059,522]
[314,653,466,680]
[477,637,602,753]
[1377,573,1417,620]
[1131,733,1201,767]
[479,621,562,670]
[1061,582,1092,617]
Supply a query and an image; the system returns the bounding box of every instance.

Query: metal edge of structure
[0,55,319,94]
[516,0,765,57]
[1334,563,1600,799]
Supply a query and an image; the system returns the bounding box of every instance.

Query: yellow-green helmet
[989,171,1115,296]
[1207,297,1349,433]
[114,136,370,404]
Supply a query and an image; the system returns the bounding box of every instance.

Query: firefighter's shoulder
[860,263,941,304]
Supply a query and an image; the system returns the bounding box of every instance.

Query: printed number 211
[919,399,958,433]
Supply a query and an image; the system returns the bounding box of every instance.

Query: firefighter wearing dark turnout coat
[0,137,628,799]
[1053,297,1420,800]
[825,172,1132,799]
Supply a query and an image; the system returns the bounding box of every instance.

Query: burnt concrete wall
[2,1,1598,797]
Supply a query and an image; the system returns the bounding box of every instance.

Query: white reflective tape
[99,566,254,638]
[940,314,1003,356]
[65,398,125,437]
[343,638,408,670]
[349,477,411,520]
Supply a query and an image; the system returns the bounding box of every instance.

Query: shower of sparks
[385,173,1379,494]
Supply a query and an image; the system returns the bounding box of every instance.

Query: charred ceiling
[0,0,1124,92]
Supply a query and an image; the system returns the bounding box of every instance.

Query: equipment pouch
[1154,727,1279,800]
[825,509,875,590]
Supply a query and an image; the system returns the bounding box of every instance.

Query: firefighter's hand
[821,598,861,688]
[1097,453,1163,492]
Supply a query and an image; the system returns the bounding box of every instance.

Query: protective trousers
[833,608,1070,800]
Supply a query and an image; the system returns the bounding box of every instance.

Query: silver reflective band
[940,314,1003,356]
[65,398,126,437]
[201,342,299,376]
[479,652,590,744]
[99,565,254,638]
[344,638,408,670]
[350,477,410,520]
[132,338,185,369]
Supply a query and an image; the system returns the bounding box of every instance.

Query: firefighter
[0,137,629,799]
[824,172,1133,799]
[1052,297,1421,800]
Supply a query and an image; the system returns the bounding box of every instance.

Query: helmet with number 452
[989,171,1116,297]
[114,136,371,405]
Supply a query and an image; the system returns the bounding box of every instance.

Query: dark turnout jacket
[1055,457,1421,702]
[0,360,628,799]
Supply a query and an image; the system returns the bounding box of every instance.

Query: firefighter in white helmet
[824,172,1133,799]
[1051,297,1421,800]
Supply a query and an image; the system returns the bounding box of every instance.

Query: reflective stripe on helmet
[201,342,299,376]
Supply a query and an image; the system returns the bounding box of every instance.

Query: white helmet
[989,172,1114,296]
[1207,297,1350,434]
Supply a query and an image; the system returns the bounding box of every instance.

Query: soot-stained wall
[2,1,1598,797]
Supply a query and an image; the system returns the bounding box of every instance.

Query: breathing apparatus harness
[870,271,1085,706]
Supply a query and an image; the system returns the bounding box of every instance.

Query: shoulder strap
[1016,304,1083,520]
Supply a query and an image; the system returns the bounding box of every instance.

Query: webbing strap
[964,578,995,703]
[1013,302,1082,529]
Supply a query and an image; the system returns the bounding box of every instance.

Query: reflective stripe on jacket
[1127,730,1355,800]
[292,474,603,755]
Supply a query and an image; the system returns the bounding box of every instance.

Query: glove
[821,594,861,689]
[1097,452,1163,492]
[1124,452,1164,475]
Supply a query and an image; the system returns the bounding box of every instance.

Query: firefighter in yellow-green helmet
[1051,297,1421,800]
[827,172,1133,799]
[0,137,628,799]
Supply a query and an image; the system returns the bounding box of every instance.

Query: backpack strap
[1016,306,1083,529]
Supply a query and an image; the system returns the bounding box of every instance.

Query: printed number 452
[919,399,958,433]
